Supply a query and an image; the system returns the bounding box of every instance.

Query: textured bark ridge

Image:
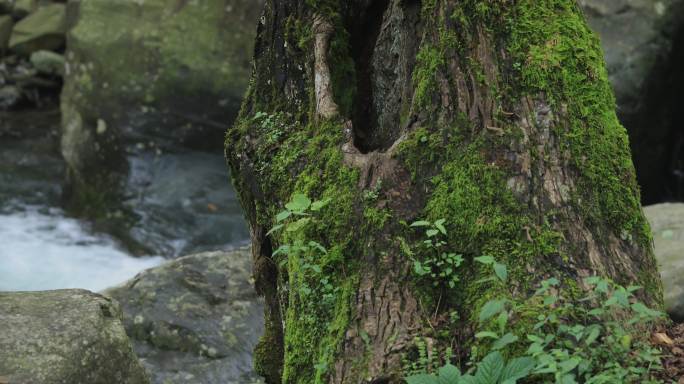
[225,1,663,383]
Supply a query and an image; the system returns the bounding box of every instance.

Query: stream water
[0,106,250,292]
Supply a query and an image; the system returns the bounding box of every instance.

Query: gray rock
[10,0,33,19]
[0,15,12,52]
[0,84,21,109]
[104,248,264,384]
[30,49,64,76]
[9,3,65,55]
[60,0,263,220]
[0,289,150,384]
[580,0,681,116]
[644,203,684,322]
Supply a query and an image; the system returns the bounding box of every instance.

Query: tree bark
[225,1,664,383]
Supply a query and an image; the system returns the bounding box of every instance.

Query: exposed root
[313,14,340,120]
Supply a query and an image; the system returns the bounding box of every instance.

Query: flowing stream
[0,107,249,292]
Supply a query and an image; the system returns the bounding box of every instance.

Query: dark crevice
[622,24,684,204]
[347,0,391,153]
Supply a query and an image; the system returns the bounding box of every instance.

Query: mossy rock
[62,0,262,146]
[103,248,264,384]
[9,3,66,55]
[60,0,263,219]
[0,289,150,384]
[0,15,12,52]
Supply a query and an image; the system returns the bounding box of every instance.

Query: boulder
[0,15,12,52]
[644,203,684,322]
[0,289,150,384]
[580,0,684,203]
[30,49,64,76]
[9,3,66,55]
[60,0,262,220]
[103,248,264,384]
[11,0,34,20]
[0,84,21,109]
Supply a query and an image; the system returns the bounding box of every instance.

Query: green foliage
[406,255,665,384]
[406,352,534,384]
[410,219,464,289]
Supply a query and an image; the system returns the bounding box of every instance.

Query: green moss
[228,0,662,380]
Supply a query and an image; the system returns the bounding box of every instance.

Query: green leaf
[310,198,332,211]
[285,193,311,212]
[492,333,518,350]
[438,364,461,384]
[308,241,328,254]
[266,224,284,236]
[496,312,508,334]
[559,358,580,373]
[475,277,497,285]
[493,263,507,283]
[474,255,495,265]
[434,219,447,235]
[584,326,600,345]
[272,245,290,257]
[410,220,431,227]
[500,357,535,384]
[475,351,505,384]
[426,229,439,238]
[276,210,292,223]
[286,217,311,232]
[405,374,439,384]
[475,331,499,340]
[479,300,506,323]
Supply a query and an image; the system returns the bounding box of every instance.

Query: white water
[0,206,164,292]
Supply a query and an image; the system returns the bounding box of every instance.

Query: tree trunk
[225,1,663,383]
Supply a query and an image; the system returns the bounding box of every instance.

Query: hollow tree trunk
[225,1,664,383]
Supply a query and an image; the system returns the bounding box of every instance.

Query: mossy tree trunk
[225,1,663,383]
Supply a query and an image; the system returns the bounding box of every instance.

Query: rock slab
[104,248,264,384]
[644,203,684,322]
[0,289,150,384]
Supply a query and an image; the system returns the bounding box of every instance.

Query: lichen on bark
[225,1,663,383]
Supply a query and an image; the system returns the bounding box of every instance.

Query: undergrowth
[404,220,665,384]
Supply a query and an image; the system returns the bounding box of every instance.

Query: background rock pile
[0,0,65,110]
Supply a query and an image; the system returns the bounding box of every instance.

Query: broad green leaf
[272,245,290,257]
[475,351,504,384]
[266,224,284,236]
[285,193,311,212]
[559,358,580,373]
[438,364,461,384]
[492,333,518,350]
[500,357,535,384]
[310,198,332,211]
[405,374,440,384]
[584,326,601,345]
[496,312,508,334]
[434,219,447,235]
[276,210,292,222]
[479,300,506,323]
[426,229,439,238]
[410,220,431,227]
[286,217,311,232]
[475,331,499,340]
[474,255,495,265]
[459,375,477,384]
[308,241,328,254]
[493,263,507,282]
